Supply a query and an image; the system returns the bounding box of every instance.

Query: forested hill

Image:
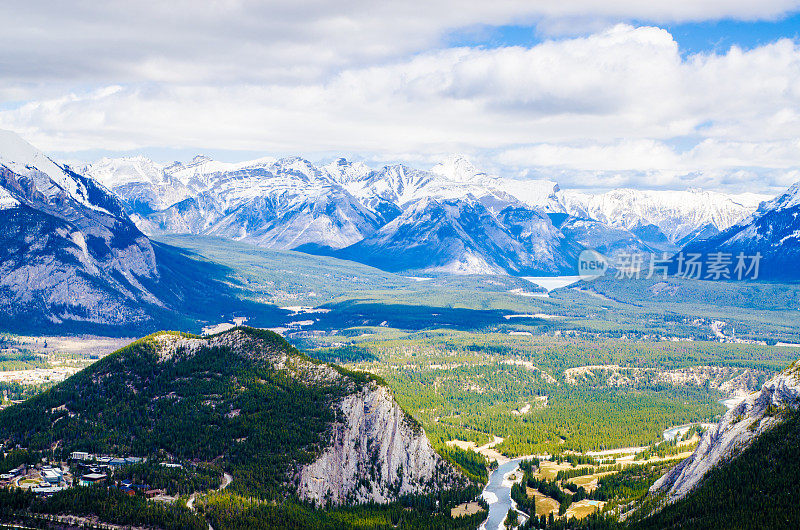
[0,327,466,504]
[627,406,800,530]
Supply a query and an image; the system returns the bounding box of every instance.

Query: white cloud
[498,140,683,171]
[1,1,798,88]
[1,10,800,193]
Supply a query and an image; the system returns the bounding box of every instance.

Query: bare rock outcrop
[297,382,464,506]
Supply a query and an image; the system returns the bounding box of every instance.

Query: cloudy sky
[2,1,800,193]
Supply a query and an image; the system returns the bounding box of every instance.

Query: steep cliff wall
[297,382,464,505]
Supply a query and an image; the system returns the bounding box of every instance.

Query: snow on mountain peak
[165,155,278,187]
[0,186,19,210]
[190,154,212,164]
[0,129,105,212]
[82,155,166,188]
[323,158,372,184]
[431,154,483,182]
[560,188,769,244]
[0,129,72,188]
[78,149,773,274]
[763,180,800,212]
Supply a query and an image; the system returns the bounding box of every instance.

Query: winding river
[479,458,529,530]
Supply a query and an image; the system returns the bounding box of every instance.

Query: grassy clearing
[565,499,605,519]
[527,487,560,517]
[450,501,483,518]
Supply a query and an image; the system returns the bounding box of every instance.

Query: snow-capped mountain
[87,156,382,251]
[0,130,162,327]
[336,196,580,275]
[678,181,800,280]
[82,152,769,276]
[432,155,564,212]
[0,130,269,331]
[77,155,191,214]
[80,154,278,215]
[560,188,766,246]
[552,215,661,257]
[344,161,525,217]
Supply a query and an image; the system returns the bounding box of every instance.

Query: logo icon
[578,249,608,281]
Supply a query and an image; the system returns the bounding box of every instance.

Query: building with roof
[78,473,107,486]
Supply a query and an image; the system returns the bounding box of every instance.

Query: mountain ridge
[677,182,800,279]
[0,129,284,333]
[80,152,769,276]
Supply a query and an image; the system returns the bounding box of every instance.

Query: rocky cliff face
[651,362,800,501]
[297,383,462,506]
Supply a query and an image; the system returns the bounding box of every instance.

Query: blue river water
[479,458,529,530]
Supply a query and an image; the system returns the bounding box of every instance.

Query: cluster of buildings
[1,452,172,498]
[70,452,143,467]
[32,466,68,494]
[0,464,69,495]
[69,452,167,499]
[70,452,144,489]
[0,464,29,482]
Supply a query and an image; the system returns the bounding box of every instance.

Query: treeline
[201,486,487,530]
[0,381,51,401]
[556,464,622,482]
[0,486,206,529]
[522,511,619,530]
[0,349,48,372]
[308,345,379,364]
[0,449,38,474]
[511,480,535,516]
[590,460,679,504]
[438,445,489,484]
[553,454,599,467]
[528,476,586,515]
[514,459,588,518]
[635,439,697,461]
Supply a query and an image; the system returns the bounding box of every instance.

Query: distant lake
[521,276,583,291]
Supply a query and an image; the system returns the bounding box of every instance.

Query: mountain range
[2,128,796,336]
[80,153,768,276]
[680,182,800,280]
